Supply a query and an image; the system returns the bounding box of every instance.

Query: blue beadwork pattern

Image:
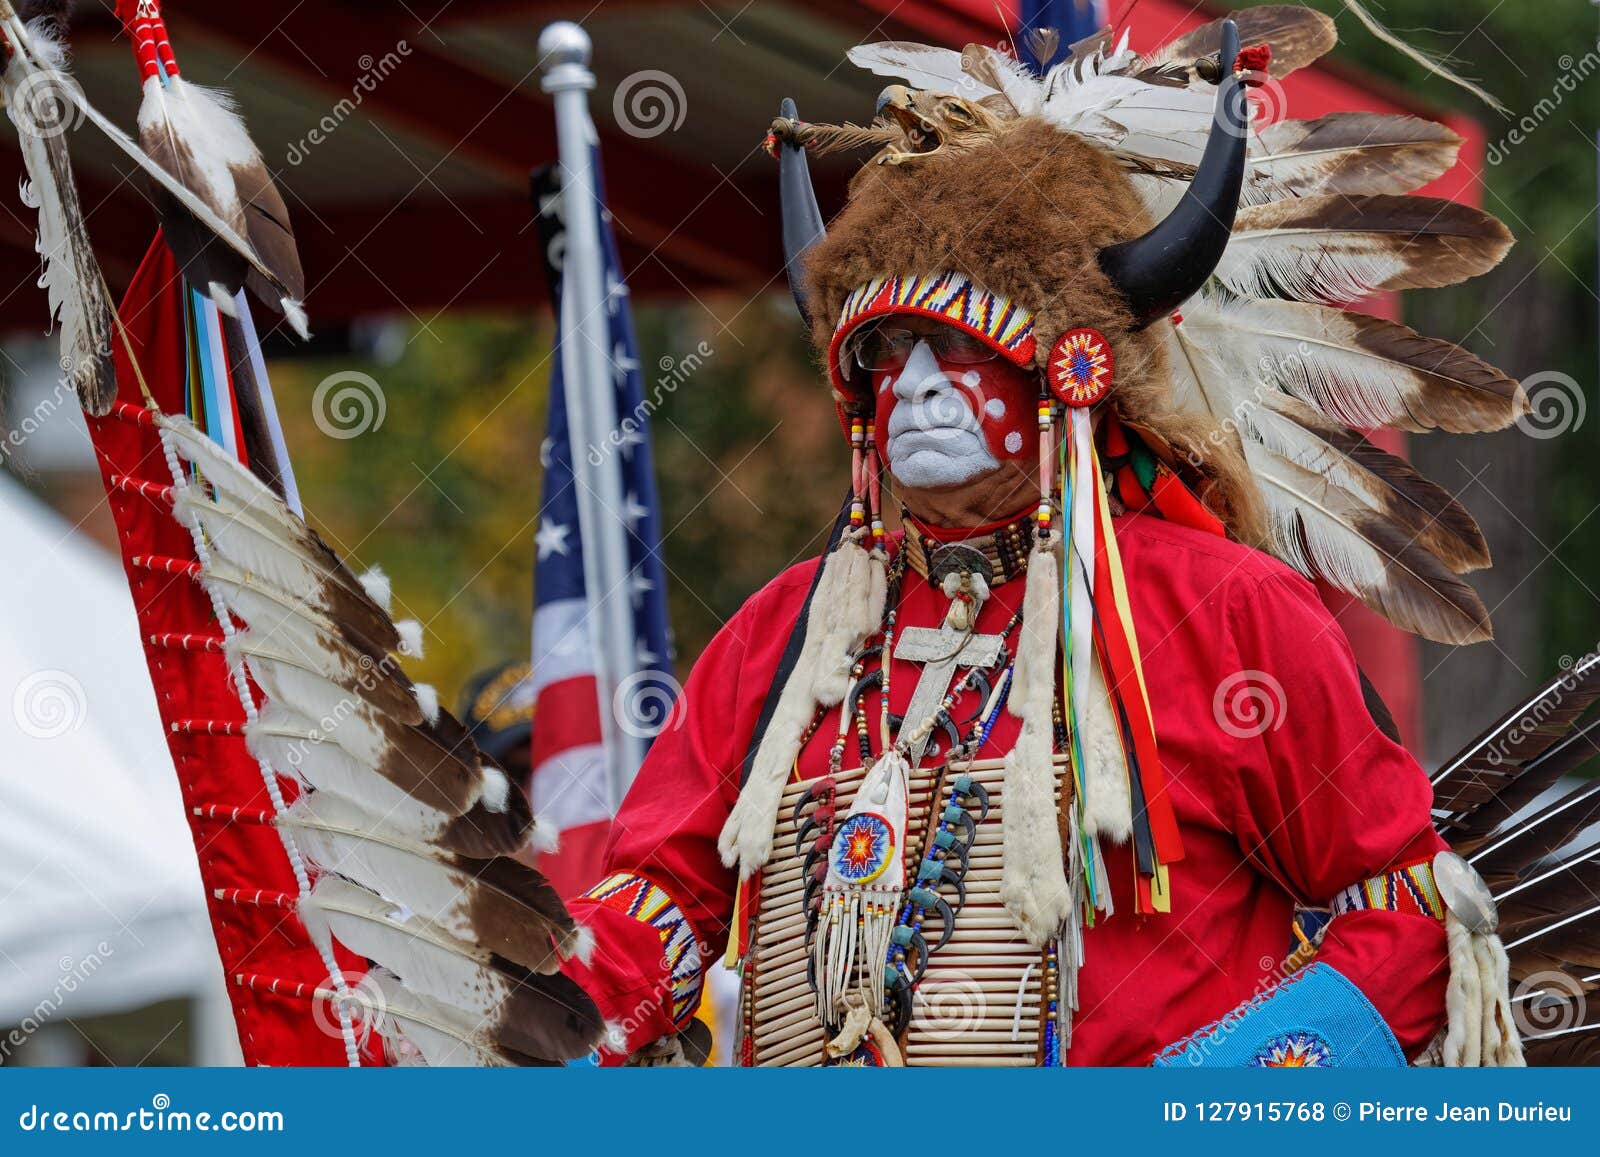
[1150,963,1405,1068]
[831,813,895,884]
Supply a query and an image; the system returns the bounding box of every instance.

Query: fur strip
[1442,913,1524,1067]
[1008,538,1060,714]
[1001,541,1072,944]
[813,534,887,706]
[717,532,884,876]
[1001,712,1073,945]
[1080,654,1133,843]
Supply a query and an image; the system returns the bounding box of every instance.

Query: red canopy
[0,1,1481,326]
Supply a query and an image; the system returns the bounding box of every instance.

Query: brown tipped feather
[1252,113,1462,198]
[233,158,305,302]
[370,707,485,816]
[1219,195,1514,303]
[280,793,565,972]
[1023,26,1061,69]
[1180,296,1525,435]
[438,779,536,858]
[136,75,305,329]
[469,855,579,956]
[1257,394,1490,571]
[1143,5,1337,78]
[304,880,602,1062]
[1246,442,1491,644]
[492,967,606,1061]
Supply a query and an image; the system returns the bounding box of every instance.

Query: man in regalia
[561,12,1526,1067]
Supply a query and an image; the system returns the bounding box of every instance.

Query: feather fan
[1428,656,1600,1063]
[0,17,114,413]
[1433,654,1600,844]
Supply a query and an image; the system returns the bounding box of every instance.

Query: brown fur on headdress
[802,121,1262,543]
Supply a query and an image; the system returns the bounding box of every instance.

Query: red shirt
[565,513,1448,1064]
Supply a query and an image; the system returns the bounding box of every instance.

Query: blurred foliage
[268,299,840,696]
[270,319,554,702]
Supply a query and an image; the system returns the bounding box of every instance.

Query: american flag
[529,161,675,899]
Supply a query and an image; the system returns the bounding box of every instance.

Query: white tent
[0,474,236,1064]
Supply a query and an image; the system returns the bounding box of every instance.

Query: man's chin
[887,449,995,492]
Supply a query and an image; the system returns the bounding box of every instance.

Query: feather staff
[0,6,302,334]
[0,6,113,412]
[300,878,602,1063]
[278,792,575,973]
[157,407,598,1063]
[114,0,304,333]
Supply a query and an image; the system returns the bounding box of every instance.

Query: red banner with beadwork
[85,236,380,1067]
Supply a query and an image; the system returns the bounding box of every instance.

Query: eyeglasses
[851,322,1001,373]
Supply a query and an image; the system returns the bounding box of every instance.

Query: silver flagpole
[538,21,647,803]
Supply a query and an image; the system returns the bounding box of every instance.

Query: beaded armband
[582,872,705,1027]
[1329,859,1445,922]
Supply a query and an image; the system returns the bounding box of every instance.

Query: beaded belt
[737,754,1067,1066]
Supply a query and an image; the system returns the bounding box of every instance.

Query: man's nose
[891,340,945,403]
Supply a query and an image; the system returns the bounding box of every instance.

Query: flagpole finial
[539,20,592,71]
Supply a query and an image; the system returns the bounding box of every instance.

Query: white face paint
[884,340,998,489]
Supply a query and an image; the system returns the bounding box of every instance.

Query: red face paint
[874,342,1038,466]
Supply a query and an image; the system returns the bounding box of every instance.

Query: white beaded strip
[158,428,362,1066]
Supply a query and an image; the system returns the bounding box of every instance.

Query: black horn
[777,97,826,327]
[1097,19,1248,329]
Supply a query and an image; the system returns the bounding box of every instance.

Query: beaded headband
[827,271,1037,398]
